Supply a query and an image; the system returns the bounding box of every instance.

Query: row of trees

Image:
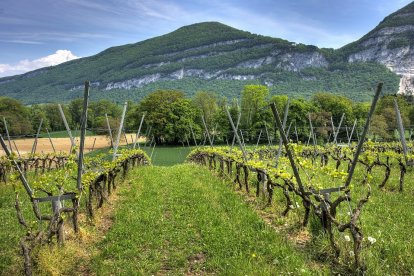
[127,85,414,144]
[0,85,413,143]
[0,97,121,137]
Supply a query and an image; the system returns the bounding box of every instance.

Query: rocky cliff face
[344,3,414,95]
[95,50,328,91]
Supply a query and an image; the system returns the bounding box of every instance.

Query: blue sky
[0,0,412,77]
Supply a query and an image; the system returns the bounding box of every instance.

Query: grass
[0,184,26,274]
[91,164,321,275]
[140,145,194,166]
[38,130,95,139]
[0,182,53,275]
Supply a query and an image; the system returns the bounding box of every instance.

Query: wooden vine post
[348,119,357,146]
[344,83,382,189]
[333,113,345,145]
[308,114,316,147]
[46,128,56,153]
[2,117,13,152]
[270,104,306,195]
[0,135,33,197]
[189,123,198,146]
[231,112,242,149]
[264,124,272,145]
[77,81,90,192]
[226,106,247,162]
[58,104,76,154]
[133,112,146,149]
[393,98,411,165]
[105,113,114,148]
[201,115,213,147]
[30,119,43,155]
[275,98,290,167]
[112,102,128,161]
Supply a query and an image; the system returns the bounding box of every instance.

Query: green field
[141,145,195,166]
[39,130,95,138]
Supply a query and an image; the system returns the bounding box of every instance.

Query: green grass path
[92,164,320,275]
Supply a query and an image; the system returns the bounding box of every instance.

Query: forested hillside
[0,21,401,104]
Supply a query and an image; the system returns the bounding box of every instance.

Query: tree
[375,96,410,130]
[0,97,32,135]
[240,85,269,142]
[89,99,122,131]
[43,103,72,131]
[29,105,50,132]
[370,114,392,140]
[312,93,354,123]
[193,91,218,128]
[68,98,84,129]
[287,98,318,141]
[138,90,198,144]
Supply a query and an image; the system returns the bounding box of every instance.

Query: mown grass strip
[91,164,322,275]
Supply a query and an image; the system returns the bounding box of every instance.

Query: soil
[0,133,142,156]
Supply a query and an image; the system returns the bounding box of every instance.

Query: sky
[0,0,412,77]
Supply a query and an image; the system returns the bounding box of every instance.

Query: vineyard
[0,82,414,275]
[187,142,414,274]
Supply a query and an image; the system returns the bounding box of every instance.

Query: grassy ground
[141,145,194,166]
[38,130,95,138]
[0,182,52,275]
[90,164,321,275]
[0,185,27,274]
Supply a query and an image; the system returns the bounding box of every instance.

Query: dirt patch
[188,252,206,264]
[35,179,132,275]
[186,252,207,275]
[1,134,144,156]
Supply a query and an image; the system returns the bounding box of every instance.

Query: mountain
[3,3,414,104]
[338,2,414,95]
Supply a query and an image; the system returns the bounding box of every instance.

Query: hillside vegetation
[0,21,401,104]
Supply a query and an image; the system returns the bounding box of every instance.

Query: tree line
[0,85,412,143]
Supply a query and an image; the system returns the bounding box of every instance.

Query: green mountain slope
[0,18,402,103]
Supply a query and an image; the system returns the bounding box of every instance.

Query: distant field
[141,146,195,166]
[38,130,95,138]
[0,133,140,156]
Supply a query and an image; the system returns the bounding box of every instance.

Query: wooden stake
[31,119,43,155]
[58,104,76,153]
[201,115,213,147]
[77,81,90,191]
[133,113,145,149]
[344,83,382,188]
[2,117,12,152]
[394,98,409,164]
[105,114,114,148]
[113,102,127,161]
[226,106,247,162]
[46,128,56,153]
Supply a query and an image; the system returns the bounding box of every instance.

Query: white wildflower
[289,204,294,209]
[296,202,300,208]
[349,250,355,257]
[368,236,377,244]
[344,235,351,242]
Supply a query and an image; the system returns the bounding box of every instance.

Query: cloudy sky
[0,0,412,77]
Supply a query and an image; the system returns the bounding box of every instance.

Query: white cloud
[0,50,79,77]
